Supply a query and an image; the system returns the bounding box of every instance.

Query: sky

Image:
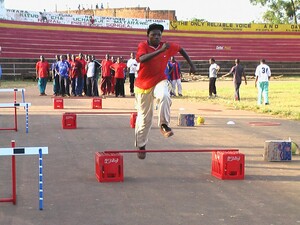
[3,0,266,23]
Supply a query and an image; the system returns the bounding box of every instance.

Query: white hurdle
[0,88,31,133]
[0,140,48,210]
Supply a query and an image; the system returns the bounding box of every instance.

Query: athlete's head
[147,23,164,47]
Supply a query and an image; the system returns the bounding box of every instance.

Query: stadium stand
[0,19,300,80]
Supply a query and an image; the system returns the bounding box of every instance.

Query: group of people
[36,23,271,161]
[209,58,271,105]
[35,52,139,98]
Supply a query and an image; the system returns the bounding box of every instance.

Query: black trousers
[115,78,125,97]
[209,77,217,96]
[129,73,135,94]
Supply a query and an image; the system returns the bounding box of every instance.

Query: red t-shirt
[110,62,127,79]
[36,61,50,78]
[101,60,113,77]
[77,58,86,75]
[135,41,180,90]
[70,60,82,78]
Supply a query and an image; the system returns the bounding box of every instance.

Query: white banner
[4,9,169,30]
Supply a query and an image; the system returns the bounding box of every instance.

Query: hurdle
[0,88,31,133]
[52,96,105,109]
[0,140,48,210]
[62,111,137,129]
[95,149,245,182]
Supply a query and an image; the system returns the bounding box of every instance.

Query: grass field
[1,78,300,120]
[182,77,300,121]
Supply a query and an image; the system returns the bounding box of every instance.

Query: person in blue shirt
[56,55,71,97]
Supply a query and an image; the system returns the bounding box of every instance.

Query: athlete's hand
[189,65,196,74]
[161,43,170,51]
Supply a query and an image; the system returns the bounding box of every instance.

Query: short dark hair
[147,23,164,36]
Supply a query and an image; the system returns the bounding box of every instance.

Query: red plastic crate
[130,112,137,128]
[62,113,77,129]
[92,98,102,109]
[211,151,245,180]
[95,152,124,182]
[54,98,64,109]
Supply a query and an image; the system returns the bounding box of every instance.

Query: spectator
[100,53,113,95]
[110,56,116,95]
[0,64,2,86]
[255,59,271,105]
[134,23,196,159]
[92,55,101,96]
[222,58,247,101]
[89,16,95,26]
[35,55,50,96]
[76,53,87,96]
[208,58,220,98]
[111,56,127,97]
[56,55,71,97]
[127,52,138,96]
[86,55,95,96]
[70,54,82,96]
[51,55,60,96]
[168,56,183,97]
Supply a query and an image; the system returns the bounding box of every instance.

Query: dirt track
[0,82,300,225]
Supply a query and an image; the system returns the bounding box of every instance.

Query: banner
[5,9,169,30]
[170,21,300,32]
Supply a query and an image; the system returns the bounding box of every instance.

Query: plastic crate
[62,113,77,129]
[95,152,124,182]
[211,151,245,180]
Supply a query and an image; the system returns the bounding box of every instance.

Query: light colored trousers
[135,80,171,148]
[171,79,182,95]
[257,81,269,104]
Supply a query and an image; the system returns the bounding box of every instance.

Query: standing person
[110,56,116,95]
[35,55,50,96]
[70,54,82,96]
[86,55,95,96]
[100,54,113,95]
[77,53,87,96]
[208,58,220,98]
[135,23,196,159]
[56,55,71,97]
[255,59,271,105]
[168,56,183,97]
[111,56,127,97]
[127,52,138,96]
[51,55,61,96]
[92,55,101,97]
[222,58,247,101]
[0,64,2,86]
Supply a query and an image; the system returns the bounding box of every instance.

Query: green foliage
[250,0,300,24]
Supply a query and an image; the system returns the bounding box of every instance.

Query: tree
[250,0,300,24]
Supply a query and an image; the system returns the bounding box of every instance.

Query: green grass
[182,78,300,121]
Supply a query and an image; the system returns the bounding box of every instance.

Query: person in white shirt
[255,59,271,105]
[208,58,220,98]
[126,52,138,96]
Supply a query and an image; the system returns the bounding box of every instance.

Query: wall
[63,7,176,21]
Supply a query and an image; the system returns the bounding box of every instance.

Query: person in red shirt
[110,56,127,97]
[100,54,113,95]
[36,55,50,96]
[77,53,86,96]
[70,54,82,96]
[135,23,196,159]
